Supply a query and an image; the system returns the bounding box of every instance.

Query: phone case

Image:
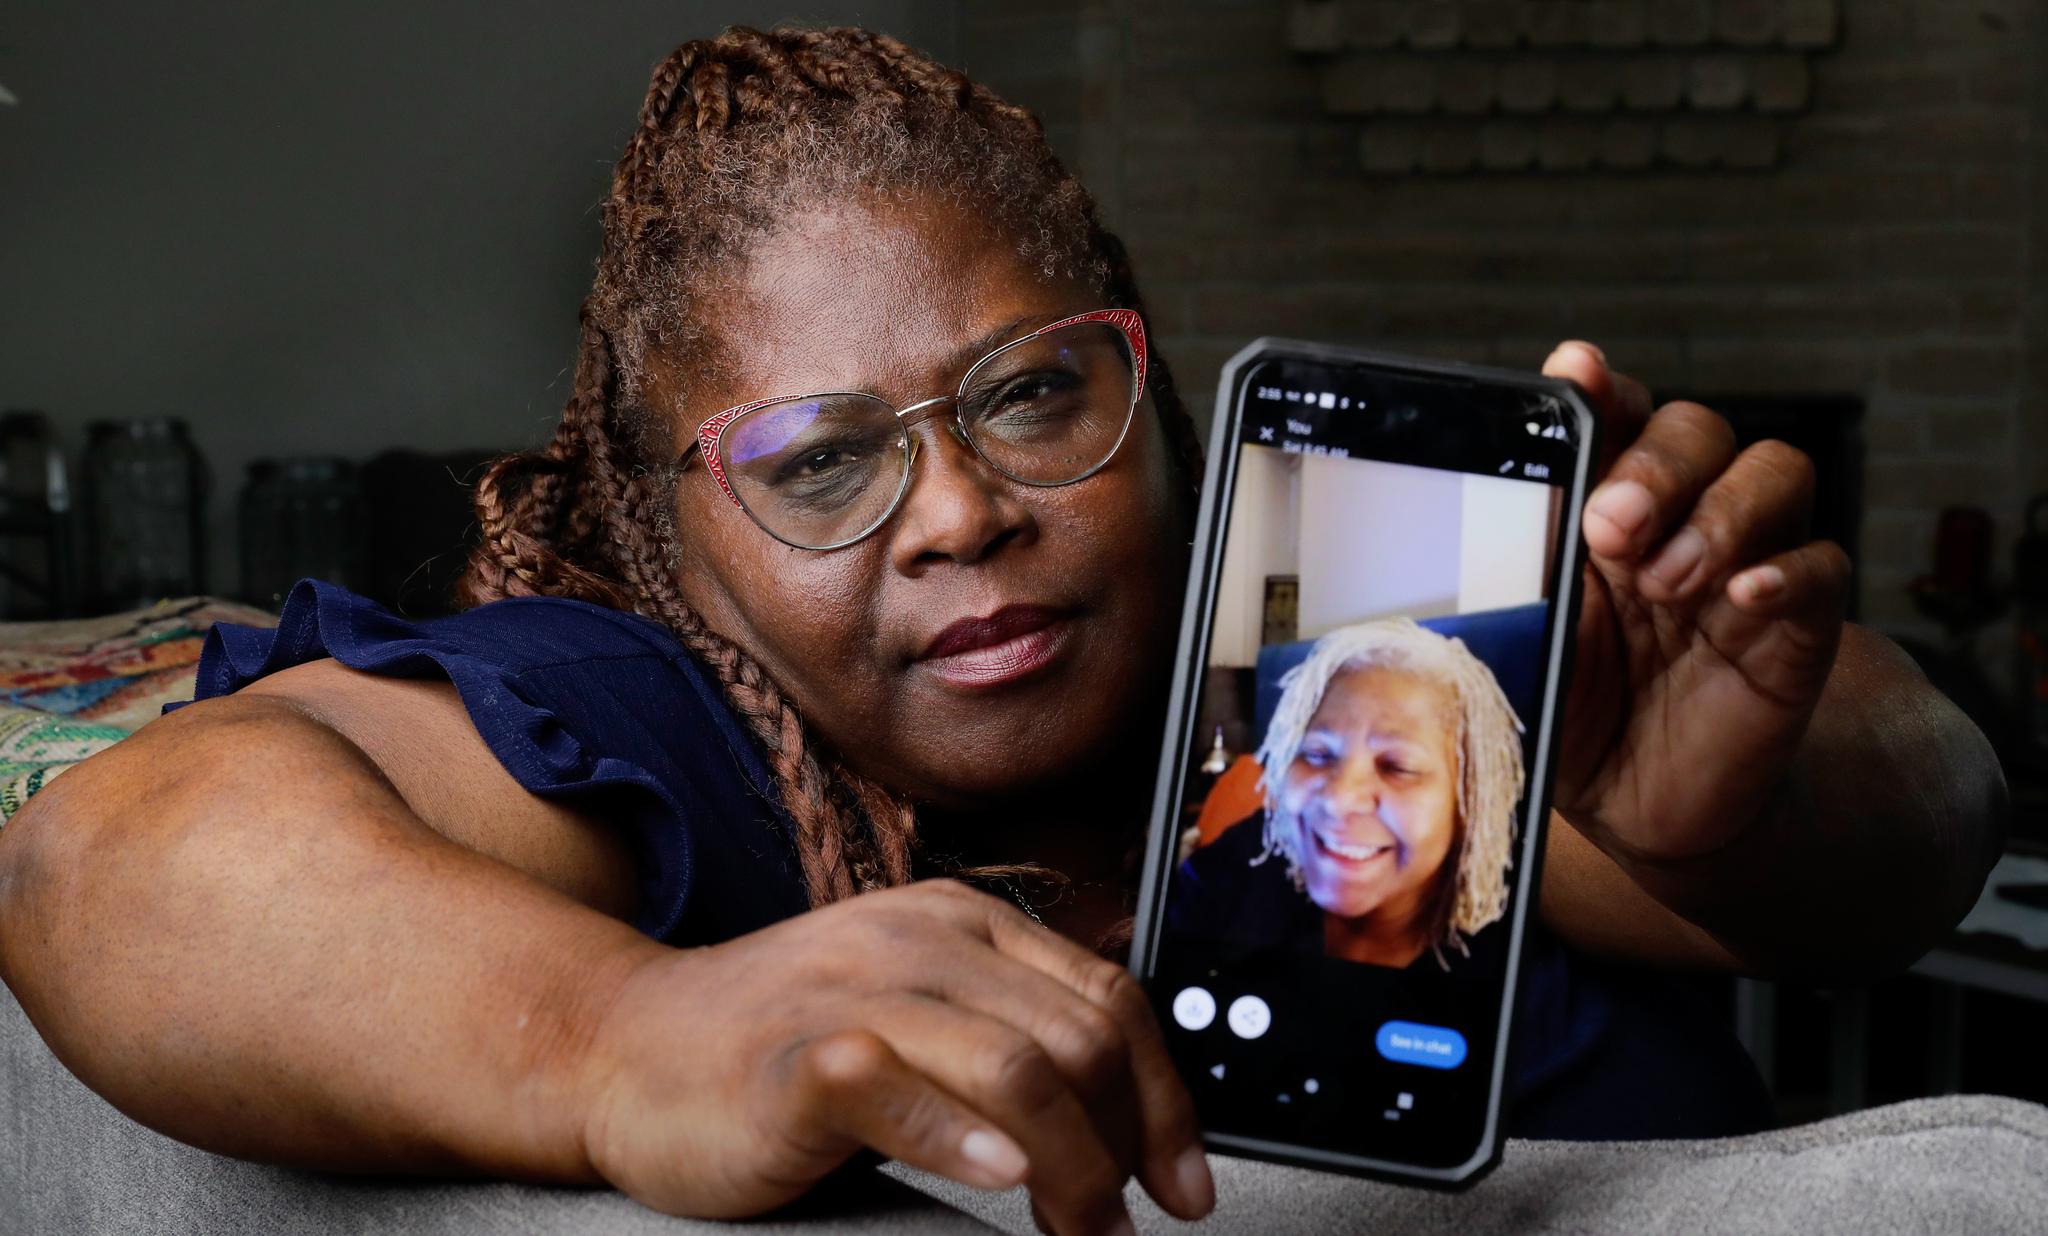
[1129,337,1600,1188]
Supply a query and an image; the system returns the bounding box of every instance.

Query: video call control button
[1172,986,1217,1031]
[1375,1021,1468,1069]
[1226,995,1272,1040]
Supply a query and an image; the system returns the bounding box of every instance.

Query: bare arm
[0,681,650,1176]
[1528,343,2007,981]
[1585,625,2005,980]
[0,661,1214,1234]
[234,660,639,919]
[1540,816,1739,971]
[1539,626,2005,978]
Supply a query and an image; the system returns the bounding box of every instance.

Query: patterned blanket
[0,597,275,820]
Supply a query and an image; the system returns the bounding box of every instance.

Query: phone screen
[1132,345,1594,1182]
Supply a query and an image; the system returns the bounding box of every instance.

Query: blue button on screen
[1375,1021,1468,1070]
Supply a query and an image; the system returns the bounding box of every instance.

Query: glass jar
[82,418,206,611]
[239,457,367,609]
[0,411,58,617]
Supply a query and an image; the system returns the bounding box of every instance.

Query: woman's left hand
[1541,341,1851,866]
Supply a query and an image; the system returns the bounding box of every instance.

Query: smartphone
[1129,338,1597,1186]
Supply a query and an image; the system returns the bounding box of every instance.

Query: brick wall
[957,0,2041,656]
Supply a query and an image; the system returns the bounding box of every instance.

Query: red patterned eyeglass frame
[680,308,1150,517]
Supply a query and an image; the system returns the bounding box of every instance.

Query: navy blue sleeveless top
[179,580,1772,1141]
[179,578,807,943]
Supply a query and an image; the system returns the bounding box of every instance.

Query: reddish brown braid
[457,26,1203,909]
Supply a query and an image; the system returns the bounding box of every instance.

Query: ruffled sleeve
[176,579,808,944]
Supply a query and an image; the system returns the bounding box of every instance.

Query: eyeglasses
[680,309,1148,551]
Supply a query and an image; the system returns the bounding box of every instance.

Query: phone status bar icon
[1253,386,1353,411]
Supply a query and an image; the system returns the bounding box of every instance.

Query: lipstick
[918,605,1074,688]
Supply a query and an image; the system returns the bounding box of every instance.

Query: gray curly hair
[1253,617,1526,954]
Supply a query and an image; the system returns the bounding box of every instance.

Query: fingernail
[1587,480,1655,543]
[1736,565,1786,604]
[1563,339,1608,364]
[959,1128,1029,1188]
[1645,526,1707,593]
[1104,1213,1137,1236]
[1176,1145,1216,1215]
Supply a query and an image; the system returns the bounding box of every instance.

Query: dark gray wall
[0,2,958,595]
[961,2,2044,654]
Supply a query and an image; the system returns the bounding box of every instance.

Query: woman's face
[1279,665,1460,922]
[656,195,1186,807]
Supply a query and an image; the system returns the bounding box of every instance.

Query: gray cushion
[897,1094,2048,1234]
[9,977,2046,1234]
[0,982,988,1235]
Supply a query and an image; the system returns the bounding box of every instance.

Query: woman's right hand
[574,880,1215,1236]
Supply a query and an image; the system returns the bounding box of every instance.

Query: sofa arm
[0,980,991,1235]
[897,1091,2048,1234]
[12,970,2048,1235]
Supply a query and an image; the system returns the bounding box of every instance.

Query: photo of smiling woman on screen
[1172,618,1525,971]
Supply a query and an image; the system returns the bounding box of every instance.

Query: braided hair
[456,26,1203,908]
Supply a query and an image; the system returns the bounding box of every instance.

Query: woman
[1175,619,1524,970]
[0,25,2005,1236]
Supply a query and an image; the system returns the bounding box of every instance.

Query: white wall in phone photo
[1210,448,1556,669]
